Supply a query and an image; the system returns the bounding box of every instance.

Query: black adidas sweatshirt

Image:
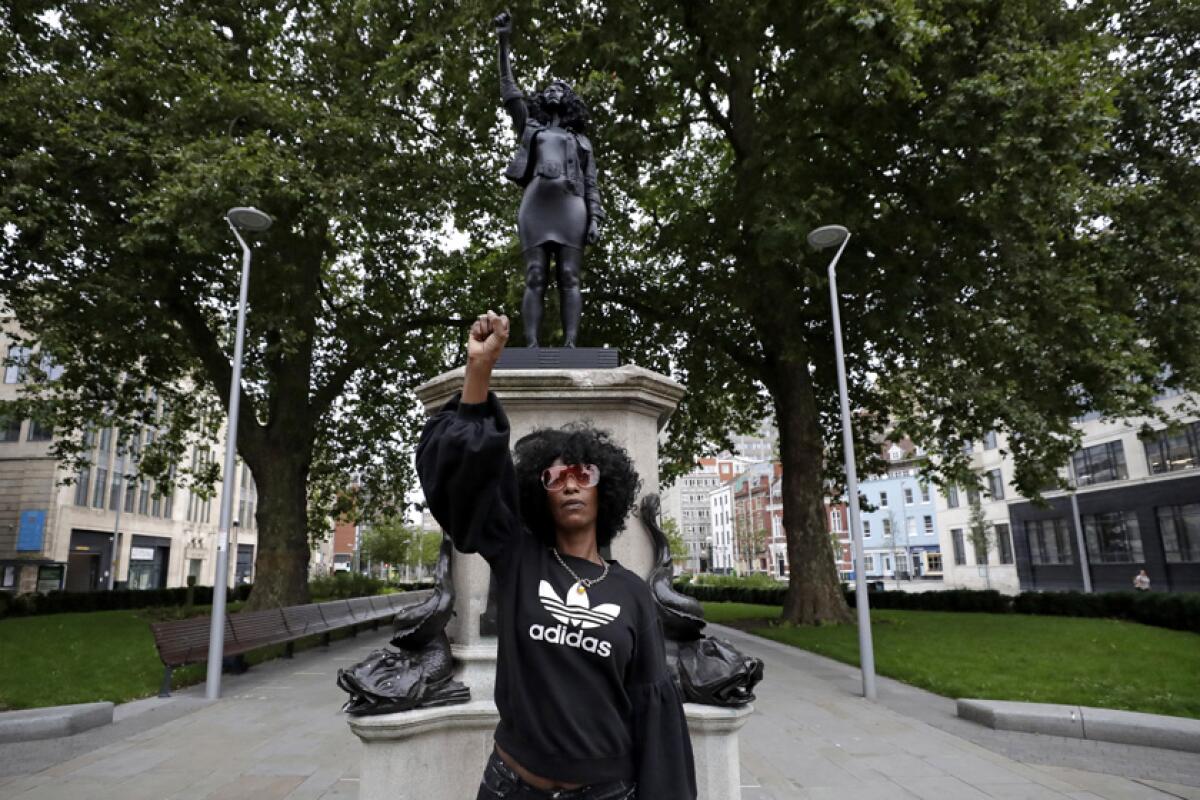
[416,392,697,799]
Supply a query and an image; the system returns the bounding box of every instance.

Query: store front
[127,535,171,590]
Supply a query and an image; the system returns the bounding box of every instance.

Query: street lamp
[808,224,878,701]
[205,206,272,700]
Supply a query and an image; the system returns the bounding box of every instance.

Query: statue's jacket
[416,392,696,799]
[501,76,605,227]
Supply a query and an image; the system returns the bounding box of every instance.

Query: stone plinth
[349,700,754,800]
[686,703,755,800]
[350,701,501,800]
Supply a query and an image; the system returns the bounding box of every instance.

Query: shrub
[308,572,385,601]
[676,581,1200,634]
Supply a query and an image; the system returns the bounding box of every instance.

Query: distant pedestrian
[1133,569,1151,592]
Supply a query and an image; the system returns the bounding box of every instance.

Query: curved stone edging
[0,702,114,743]
[957,698,1200,754]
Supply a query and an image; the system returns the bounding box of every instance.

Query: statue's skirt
[518,174,587,254]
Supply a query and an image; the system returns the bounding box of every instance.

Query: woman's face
[545,456,599,535]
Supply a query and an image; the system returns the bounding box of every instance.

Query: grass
[701,602,1200,720]
[0,604,364,711]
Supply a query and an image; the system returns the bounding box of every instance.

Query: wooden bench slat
[149,592,408,696]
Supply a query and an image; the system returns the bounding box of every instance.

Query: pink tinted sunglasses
[541,463,601,491]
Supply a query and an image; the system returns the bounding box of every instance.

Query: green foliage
[706,604,1200,719]
[680,584,1200,634]
[0,0,490,605]
[690,573,782,589]
[0,585,253,619]
[660,517,689,562]
[307,573,386,601]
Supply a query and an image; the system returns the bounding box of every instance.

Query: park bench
[149,592,428,697]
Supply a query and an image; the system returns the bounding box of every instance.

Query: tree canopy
[2,0,1196,620]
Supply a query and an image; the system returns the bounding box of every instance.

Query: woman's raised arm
[494,11,528,135]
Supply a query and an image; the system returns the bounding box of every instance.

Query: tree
[967,494,995,590]
[0,1,502,607]
[659,516,690,565]
[360,519,417,570]
[447,0,1200,625]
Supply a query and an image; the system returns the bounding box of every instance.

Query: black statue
[337,534,470,715]
[641,495,764,707]
[495,10,604,348]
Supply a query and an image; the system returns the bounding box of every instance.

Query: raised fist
[493,10,513,36]
[468,310,510,365]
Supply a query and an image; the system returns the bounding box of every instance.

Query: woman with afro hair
[417,311,696,800]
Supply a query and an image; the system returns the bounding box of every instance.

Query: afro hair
[513,422,640,548]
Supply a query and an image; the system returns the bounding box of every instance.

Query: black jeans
[475,751,636,800]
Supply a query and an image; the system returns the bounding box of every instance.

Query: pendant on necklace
[576,585,586,594]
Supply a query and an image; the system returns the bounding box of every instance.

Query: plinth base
[495,347,619,370]
[347,700,754,800]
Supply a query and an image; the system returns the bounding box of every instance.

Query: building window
[888,444,903,461]
[27,418,52,441]
[4,345,31,383]
[1082,511,1144,564]
[863,520,871,537]
[906,517,917,538]
[863,555,876,572]
[124,480,136,513]
[951,529,966,565]
[946,486,959,508]
[882,518,892,537]
[74,467,91,507]
[0,417,21,443]
[903,487,914,505]
[920,484,930,503]
[1143,422,1200,475]
[986,469,1005,500]
[1025,518,1074,565]
[92,467,108,509]
[966,486,981,506]
[997,523,1014,565]
[925,552,943,573]
[984,431,998,450]
[1157,504,1199,562]
[924,515,934,535]
[830,509,843,531]
[1071,441,1128,486]
[98,426,112,453]
[879,493,888,508]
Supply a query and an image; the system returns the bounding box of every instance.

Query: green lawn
[702,602,1200,719]
[0,604,356,711]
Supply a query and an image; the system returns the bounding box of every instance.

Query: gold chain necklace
[551,547,610,594]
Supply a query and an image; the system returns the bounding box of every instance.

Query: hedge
[674,583,1200,634]
[0,572,416,619]
[0,583,254,619]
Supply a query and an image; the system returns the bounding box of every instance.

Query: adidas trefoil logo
[538,580,621,629]
[528,580,621,658]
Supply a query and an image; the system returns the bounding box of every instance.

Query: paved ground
[0,623,1197,799]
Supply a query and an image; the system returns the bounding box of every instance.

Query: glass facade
[1157,504,1199,563]
[1026,518,1074,565]
[1071,441,1127,486]
[1082,511,1144,564]
[1143,421,1200,475]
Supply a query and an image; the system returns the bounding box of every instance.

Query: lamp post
[205,206,272,700]
[808,224,877,701]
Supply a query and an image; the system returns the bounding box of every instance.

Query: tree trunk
[244,452,312,609]
[772,361,854,625]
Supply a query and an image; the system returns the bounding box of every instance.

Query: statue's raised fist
[493,11,513,36]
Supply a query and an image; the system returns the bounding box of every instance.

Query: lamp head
[226,207,273,232]
[807,224,849,250]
